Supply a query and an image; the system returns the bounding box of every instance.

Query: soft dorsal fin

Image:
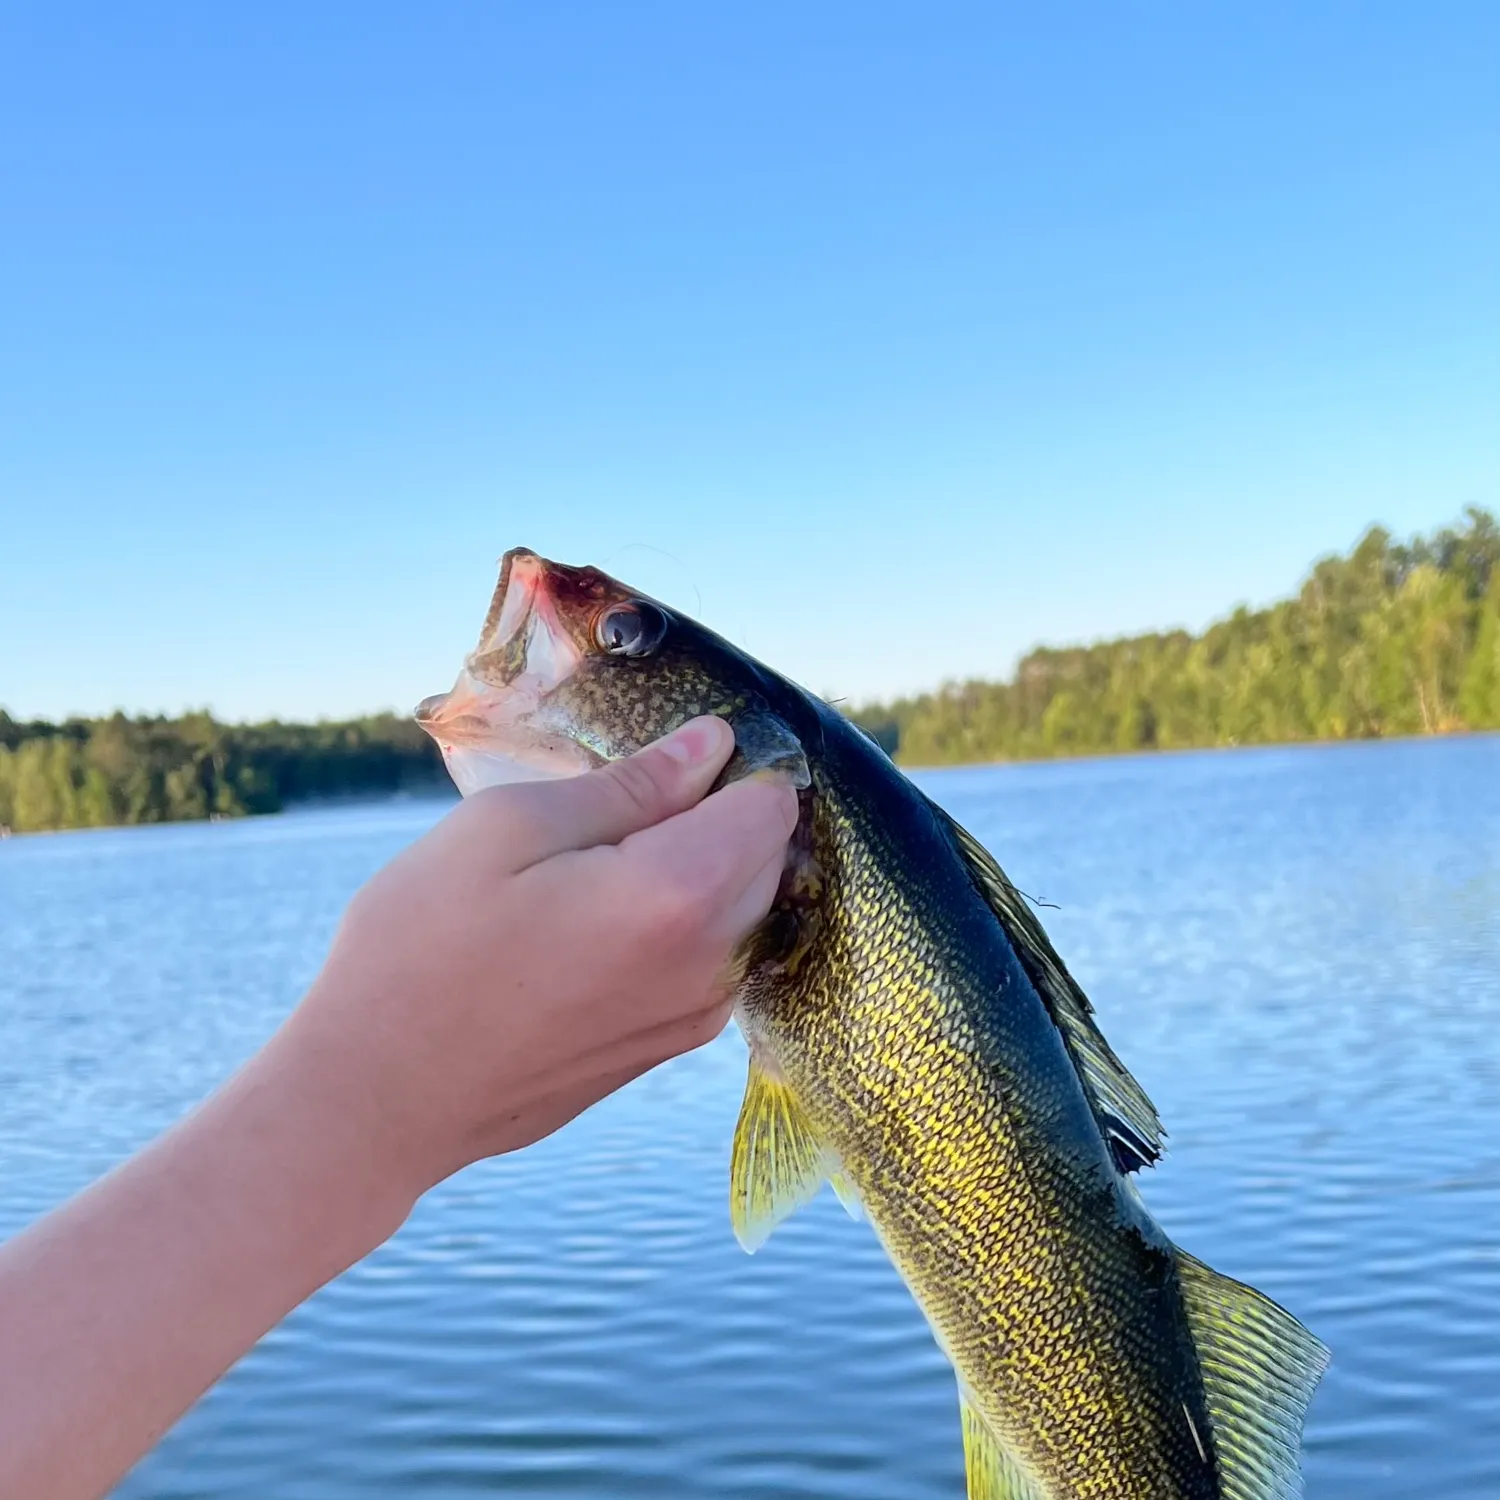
[929,799,1164,1173]
[1176,1250,1329,1500]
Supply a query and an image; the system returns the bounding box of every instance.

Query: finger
[490,999,737,1152]
[560,994,739,1086]
[622,775,800,920]
[632,997,737,1063]
[573,995,734,1095]
[471,1061,651,1159]
[714,845,791,943]
[589,985,741,1076]
[465,716,737,872]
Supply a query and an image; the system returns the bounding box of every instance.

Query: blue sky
[2,4,1496,721]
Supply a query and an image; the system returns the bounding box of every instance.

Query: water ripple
[0,740,1496,1496]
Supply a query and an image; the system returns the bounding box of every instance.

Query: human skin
[0,715,797,1500]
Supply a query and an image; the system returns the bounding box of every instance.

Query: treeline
[852,506,1500,765]
[0,712,446,835]
[6,507,1497,831]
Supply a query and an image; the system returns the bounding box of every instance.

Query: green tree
[11,739,73,832]
[853,506,1500,765]
[1461,570,1500,730]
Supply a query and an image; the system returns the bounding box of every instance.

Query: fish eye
[594,601,667,658]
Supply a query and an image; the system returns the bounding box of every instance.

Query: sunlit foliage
[0,713,444,834]
[852,507,1500,765]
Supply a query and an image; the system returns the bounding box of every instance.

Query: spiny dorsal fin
[1176,1250,1329,1500]
[930,799,1165,1172]
[729,1057,834,1252]
[959,1393,1046,1500]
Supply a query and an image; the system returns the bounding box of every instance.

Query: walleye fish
[416,549,1327,1500]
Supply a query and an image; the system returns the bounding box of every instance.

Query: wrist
[219,1010,426,1282]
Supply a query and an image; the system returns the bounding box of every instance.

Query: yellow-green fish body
[418,550,1328,1500]
[736,722,1222,1499]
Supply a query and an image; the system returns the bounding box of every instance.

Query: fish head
[416,548,811,796]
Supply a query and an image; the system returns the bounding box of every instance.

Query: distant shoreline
[3,729,1493,841]
[0,712,446,838]
[0,785,461,841]
[895,724,1500,775]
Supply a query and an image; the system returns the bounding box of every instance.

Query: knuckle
[453,782,525,842]
[338,873,406,953]
[604,756,666,821]
[450,788,540,871]
[341,880,380,935]
[457,782,516,828]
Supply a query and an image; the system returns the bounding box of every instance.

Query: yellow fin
[1176,1250,1329,1500]
[959,1394,1044,1500]
[729,1059,830,1252]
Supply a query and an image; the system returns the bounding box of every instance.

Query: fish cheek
[560,656,739,759]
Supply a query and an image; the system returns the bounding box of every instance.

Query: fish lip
[413,661,599,786]
[413,672,508,747]
[413,692,449,727]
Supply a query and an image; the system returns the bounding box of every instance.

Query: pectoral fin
[1176,1250,1329,1500]
[729,1059,832,1252]
[959,1393,1045,1500]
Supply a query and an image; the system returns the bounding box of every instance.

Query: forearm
[0,1013,416,1500]
[0,727,793,1500]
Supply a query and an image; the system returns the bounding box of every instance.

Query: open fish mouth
[414,549,598,794]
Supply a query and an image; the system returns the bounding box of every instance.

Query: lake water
[1,737,1497,1498]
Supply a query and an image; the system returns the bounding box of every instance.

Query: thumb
[477,716,738,870]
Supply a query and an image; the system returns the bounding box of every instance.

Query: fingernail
[658,715,731,765]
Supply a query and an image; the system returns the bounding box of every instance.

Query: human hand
[281,714,799,1208]
[0,715,798,1500]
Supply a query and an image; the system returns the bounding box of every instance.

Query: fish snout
[413,673,516,747]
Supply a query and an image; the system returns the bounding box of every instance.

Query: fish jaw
[414,668,596,794]
[415,550,600,794]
